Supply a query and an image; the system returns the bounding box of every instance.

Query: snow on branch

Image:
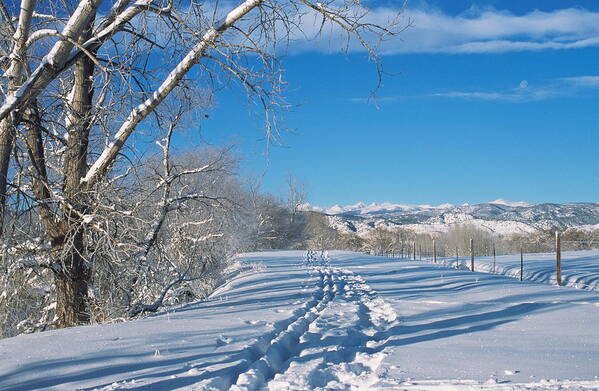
[81,0,264,187]
[0,0,104,121]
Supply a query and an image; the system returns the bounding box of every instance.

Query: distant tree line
[331,224,599,258]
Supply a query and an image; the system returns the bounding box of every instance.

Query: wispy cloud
[285,6,599,54]
[432,76,599,102]
[432,91,521,101]
[560,76,599,88]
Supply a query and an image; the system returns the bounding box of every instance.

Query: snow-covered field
[432,250,599,292]
[1,251,599,390]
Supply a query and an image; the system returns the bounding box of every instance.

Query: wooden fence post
[556,231,562,286]
[433,239,437,263]
[470,238,474,272]
[520,246,523,281]
[413,241,416,261]
[492,243,496,273]
[419,244,422,261]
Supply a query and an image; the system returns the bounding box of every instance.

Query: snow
[82,214,94,224]
[402,216,538,235]
[1,250,599,390]
[310,201,599,237]
[431,250,599,292]
[489,199,532,208]
[576,223,599,232]
[302,202,456,215]
[305,200,535,216]
[327,213,538,236]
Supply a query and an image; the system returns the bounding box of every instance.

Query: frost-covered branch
[128,264,195,317]
[0,0,104,121]
[82,0,264,187]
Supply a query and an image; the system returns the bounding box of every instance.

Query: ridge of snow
[303,202,455,215]
[305,199,535,216]
[488,199,532,208]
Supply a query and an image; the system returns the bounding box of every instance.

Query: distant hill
[303,201,599,236]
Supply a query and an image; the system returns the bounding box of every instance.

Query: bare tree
[365,227,395,256]
[0,0,403,329]
[286,174,305,217]
[305,211,337,250]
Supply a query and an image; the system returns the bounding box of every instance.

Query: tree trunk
[0,121,15,236]
[53,18,96,328]
[54,230,90,327]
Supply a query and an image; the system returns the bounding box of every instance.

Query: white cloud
[561,76,599,88]
[348,75,599,104]
[285,6,599,54]
[432,76,599,102]
[432,91,521,101]
[433,88,561,102]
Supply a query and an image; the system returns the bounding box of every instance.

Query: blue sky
[182,0,599,207]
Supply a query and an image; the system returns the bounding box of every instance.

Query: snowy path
[1,251,599,390]
[255,265,397,390]
[214,258,400,390]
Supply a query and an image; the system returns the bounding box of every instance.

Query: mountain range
[303,200,599,236]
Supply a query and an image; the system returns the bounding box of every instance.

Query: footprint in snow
[216,335,233,347]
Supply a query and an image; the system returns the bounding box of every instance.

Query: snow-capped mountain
[488,199,533,208]
[304,201,599,236]
[306,202,456,216]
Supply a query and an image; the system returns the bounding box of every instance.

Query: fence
[384,231,591,287]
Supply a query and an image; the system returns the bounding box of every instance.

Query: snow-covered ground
[1,251,599,390]
[431,250,599,292]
